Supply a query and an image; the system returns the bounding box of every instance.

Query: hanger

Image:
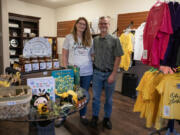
[176,66,180,73]
[149,67,158,72]
[123,21,134,34]
[153,0,163,7]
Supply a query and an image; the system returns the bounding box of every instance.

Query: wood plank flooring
[0,88,180,135]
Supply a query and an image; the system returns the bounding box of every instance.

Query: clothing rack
[149,67,180,135]
[149,120,175,135]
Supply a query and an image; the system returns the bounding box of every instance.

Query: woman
[62,17,93,125]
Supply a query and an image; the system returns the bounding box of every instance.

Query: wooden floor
[64,89,180,135]
[0,88,180,135]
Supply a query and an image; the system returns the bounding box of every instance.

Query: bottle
[24,57,32,72]
[39,56,46,70]
[45,57,52,70]
[31,56,39,71]
[53,59,60,69]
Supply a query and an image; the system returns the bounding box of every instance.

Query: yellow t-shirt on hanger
[156,74,180,120]
[119,33,133,71]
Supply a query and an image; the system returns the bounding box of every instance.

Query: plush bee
[55,90,78,105]
[31,92,50,115]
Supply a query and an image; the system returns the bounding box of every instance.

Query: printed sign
[27,77,55,101]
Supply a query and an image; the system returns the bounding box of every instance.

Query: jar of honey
[39,56,46,70]
[31,56,39,71]
[24,57,32,72]
[52,59,60,69]
[45,57,52,70]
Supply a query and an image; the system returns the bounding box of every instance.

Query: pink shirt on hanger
[151,4,173,67]
[142,3,167,65]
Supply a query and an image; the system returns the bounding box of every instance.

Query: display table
[21,69,64,85]
[0,68,83,135]
[3,101,86,135]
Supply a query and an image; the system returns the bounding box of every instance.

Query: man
[90,16,123,129]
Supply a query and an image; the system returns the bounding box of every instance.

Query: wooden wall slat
[117,11,149,36]
[57,20,76,37]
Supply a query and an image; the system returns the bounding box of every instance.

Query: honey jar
[31,56,39,71]
[39,56,46,70]
[24,57,32,72]
[45,57,52,70]
[52,59,60,69]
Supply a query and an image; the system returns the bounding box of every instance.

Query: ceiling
[19,0,92,9]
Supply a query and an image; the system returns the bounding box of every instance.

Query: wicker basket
[0,85,32,119]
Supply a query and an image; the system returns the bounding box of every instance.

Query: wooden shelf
[9,36,21,38]
[10,55,19,58]
[24,27,38,30]
[9,13,40,63]
[44,36,58,59]
[9,27,21,30]
[23,37,35,39]
[9,46,21,50]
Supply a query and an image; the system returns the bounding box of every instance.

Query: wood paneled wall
[117,11,149,36]
[57,20,76,37]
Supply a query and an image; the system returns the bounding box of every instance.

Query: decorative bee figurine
[31,89,50,115]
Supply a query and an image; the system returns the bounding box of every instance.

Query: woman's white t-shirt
[63,34,93,76]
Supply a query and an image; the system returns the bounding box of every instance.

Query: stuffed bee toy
[55,89,78,105]
[31,91,50,115]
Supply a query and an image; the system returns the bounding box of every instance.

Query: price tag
[43,71,48,75]
[163,105,170,117]
[7,101,16,106]
[177,84,180,89]
[142,50,148,59]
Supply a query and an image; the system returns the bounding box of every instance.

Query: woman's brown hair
[71,17,92,47]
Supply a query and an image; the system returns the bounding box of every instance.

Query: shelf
[23,37,35,39]
[9,46,21,50]
[9,13,40,61]
[10,55,19,58]
[9,27,21,30]
[9,36,21,38]
[24,27,38,30]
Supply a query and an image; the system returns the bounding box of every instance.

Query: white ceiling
[19,0,92,9]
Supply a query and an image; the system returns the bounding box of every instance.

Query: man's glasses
[99,23,109,25]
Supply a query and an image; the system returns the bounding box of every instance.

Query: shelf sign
[24,28,31,33]
[7,101,16,106]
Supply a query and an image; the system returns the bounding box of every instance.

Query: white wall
[7,0,56,37]
[55,0,159,55]
[55,0,158,34]
[1,0,9,72]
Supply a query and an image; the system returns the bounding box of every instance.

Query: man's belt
[94,65,112,73]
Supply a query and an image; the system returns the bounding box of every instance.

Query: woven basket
[0,86,32,119]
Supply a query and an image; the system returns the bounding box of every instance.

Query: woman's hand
[159,66,175,74]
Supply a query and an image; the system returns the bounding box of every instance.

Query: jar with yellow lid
[31,56,39,71]
[24,57,32,72]
[39,56,46,70]
[45,57,52,70]
[52,59,60,69]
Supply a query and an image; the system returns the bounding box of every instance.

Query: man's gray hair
[99,16,111,22]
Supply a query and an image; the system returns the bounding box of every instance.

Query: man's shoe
[90,116,98,128]
[103,118,112,130]
[80,117,89,126]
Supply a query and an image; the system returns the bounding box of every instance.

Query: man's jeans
[79,75,93,117]
[92,69,115,118]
